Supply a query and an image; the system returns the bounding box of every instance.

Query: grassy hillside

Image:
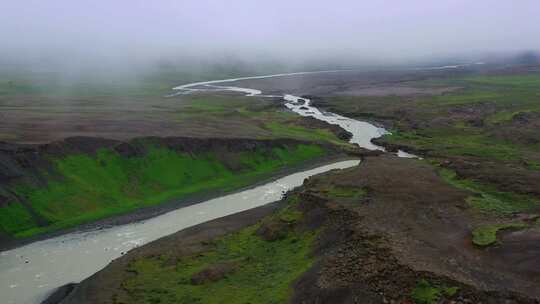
[0,141,330,238]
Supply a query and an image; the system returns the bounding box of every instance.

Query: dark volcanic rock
[0,194,10,207]
[0,136,330,191]
[291,116,353,142]
[341,147,384,159]
[40,283,77,304]
[444,157,540,197]
[0,150,26,183]
[370,137,428,156]
[255,218,289,241]
[512,112,538,124]
[42,136,118,157]
[113,142,146,158]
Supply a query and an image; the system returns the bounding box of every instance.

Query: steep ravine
[0,136,344,247]
[0,135,361,304]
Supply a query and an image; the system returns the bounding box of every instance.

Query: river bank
[1,136,350,244]
[2,159,362,304]
[54,154,539,303]
[0,150,358,252]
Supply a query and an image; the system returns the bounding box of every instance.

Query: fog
[2,0,540,77]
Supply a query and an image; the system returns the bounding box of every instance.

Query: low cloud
[2,0,539,74]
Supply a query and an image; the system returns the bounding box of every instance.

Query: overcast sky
[2,0,540,67]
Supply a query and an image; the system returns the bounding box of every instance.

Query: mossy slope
[0,138,329,238]
[118,198,314,304]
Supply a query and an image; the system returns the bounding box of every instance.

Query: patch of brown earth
[488,228,540,278]
[256,217,291,241]
[307,155,539,301]
[443,156,540,198]
[190,261,239,285]
[0,93,322,144]
[491,112,540,146]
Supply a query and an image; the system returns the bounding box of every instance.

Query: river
[0,70,410,304]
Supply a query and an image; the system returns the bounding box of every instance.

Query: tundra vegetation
[118,196,315,304]
[319,73,540,247]
[8,68,540,303]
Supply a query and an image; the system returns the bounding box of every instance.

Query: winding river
[0,70,409,304]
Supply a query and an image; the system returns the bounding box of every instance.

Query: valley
[1,64,539,304]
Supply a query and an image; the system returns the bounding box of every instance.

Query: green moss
[443,286,459,297]
[326,185,367,200]
[0,202,38,235]
[276,196,303,223]
[472,223,529,247]
[411,280,459,304]
[527,161,540,171]
[438,168,538,215]
[279,210,303,223]
[119,201,315,304]
[411,280,442,304]
[9,144,327,238]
